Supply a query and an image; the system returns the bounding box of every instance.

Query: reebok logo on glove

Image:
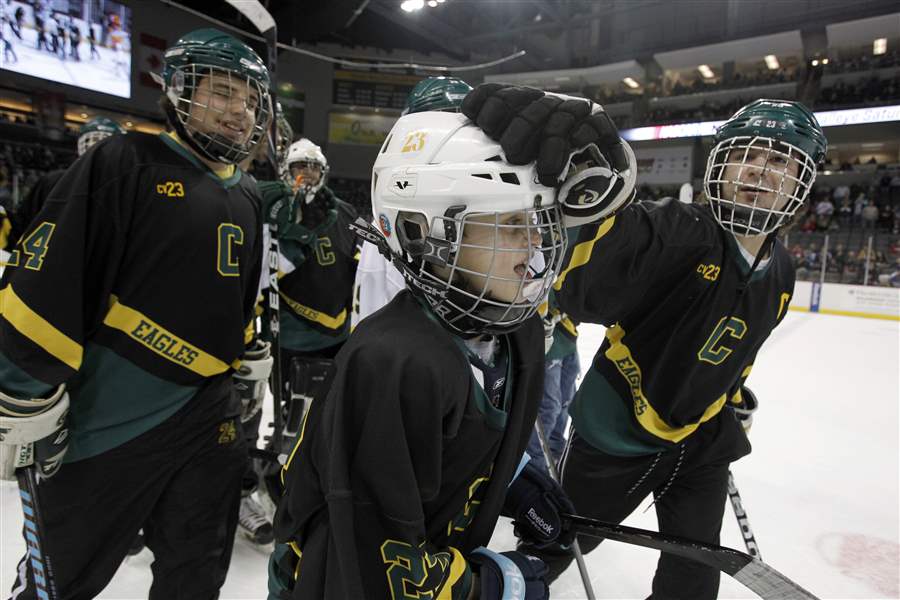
[527,507,555,536]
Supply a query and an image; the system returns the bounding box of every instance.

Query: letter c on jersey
[217,223,244,277]
[698,316,748,365]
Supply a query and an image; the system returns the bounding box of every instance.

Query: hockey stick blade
[564,513,819,600]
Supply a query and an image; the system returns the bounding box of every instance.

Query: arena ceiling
[183,0,900,71]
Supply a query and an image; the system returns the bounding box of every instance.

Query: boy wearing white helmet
[267,108,635,599]
[350,76,473,330]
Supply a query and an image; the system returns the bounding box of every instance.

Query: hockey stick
[728,471,762,559]
[16,467,58,600]
[564,513,819,600]
[532,419,596,600]
[227,0,286,451]
[248,446,286,465]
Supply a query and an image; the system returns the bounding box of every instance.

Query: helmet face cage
[167,63,271,165]
[408,203,566,335]
[286,159,329,199]
[77,130,114,156]
[704,135,817,236]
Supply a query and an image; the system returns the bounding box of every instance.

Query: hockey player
[0,29,273,598]
[245,138,359,542]
[267,108,633,599]
[350,76,472,329]
[464,88,826,598]
[3,116,125,251]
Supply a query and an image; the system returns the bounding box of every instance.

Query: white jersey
[350,240,405,330]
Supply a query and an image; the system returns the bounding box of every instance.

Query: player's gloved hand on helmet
[0,385,70,481]
[462,83,637,227]
[503,458,576,549]
[234,339,273,422]
[731,386,758,434]
[469,547,550,600]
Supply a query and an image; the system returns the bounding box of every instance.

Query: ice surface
[1,312,897,599]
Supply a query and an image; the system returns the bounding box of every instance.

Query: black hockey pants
[528,425,748,600]
[9,376,246,600]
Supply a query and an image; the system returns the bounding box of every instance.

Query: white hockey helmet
[370,111,567,335]
[282,138,329,201]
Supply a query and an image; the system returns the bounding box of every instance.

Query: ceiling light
[811,59,819,67]
[427,0,438,6]
[125,121,133,127]
[697,64,714,79]
[80,112,88,118]
[764,55,780,70]
[400,0,424,12]
[534,13,542,22]
[437,0,446,3]
[821,58,829,65]
[623,77,640,89]
[874,38,887,55]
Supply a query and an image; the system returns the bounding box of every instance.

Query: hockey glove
[296,189,331,233]
[234,339,274,423]
[503,459,576,548]
[462,83,637,226]
[732,386,759,434]
[542,311,560,355]
[469,547,549,600]
[0,385,69,481]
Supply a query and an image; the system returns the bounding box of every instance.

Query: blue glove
[503,459,576,548]
[469,547,549,600]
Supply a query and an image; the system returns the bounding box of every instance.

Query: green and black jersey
[259,183,359,353]
[272,291,545,599]
[555,198,794,457]
[0,132,263,462]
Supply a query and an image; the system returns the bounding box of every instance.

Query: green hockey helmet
[402,77,473,115]
[704,99,826,236]
[158,28,272,165]
[77,116,125,156]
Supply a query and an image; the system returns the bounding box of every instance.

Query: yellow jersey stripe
[436,547,469,600]
[0,214,11,250]
[559,315,578,338]
[605,324,726,443]
[280,291,347,330]
[553,217,616,291]
[0,285,82,370]
[103,297,234,377]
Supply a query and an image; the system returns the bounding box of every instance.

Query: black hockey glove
[731,386,759,434]
[0,385,70,481]
[470,547,549,600]
[503,459,576,548]
[462,83,637,226]
[296,190,331,233]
